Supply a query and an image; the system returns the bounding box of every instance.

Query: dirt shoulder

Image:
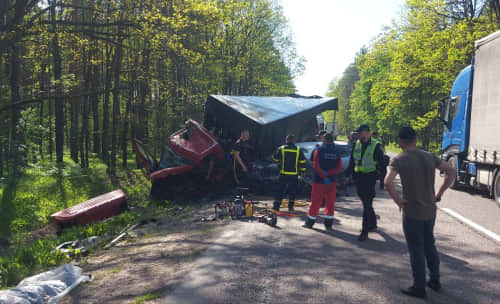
[60,199,232,304]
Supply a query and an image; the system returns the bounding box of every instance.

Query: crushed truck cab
[133,119,226,199]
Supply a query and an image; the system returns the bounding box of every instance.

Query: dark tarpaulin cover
[204,95,338,158]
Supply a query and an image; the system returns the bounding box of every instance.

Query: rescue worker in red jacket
[303,133,343,230]
[272,134,307,212]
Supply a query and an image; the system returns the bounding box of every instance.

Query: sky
[280,0,405,96]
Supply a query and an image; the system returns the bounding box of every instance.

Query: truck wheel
[493,172,500,208]
[447,155,460,189]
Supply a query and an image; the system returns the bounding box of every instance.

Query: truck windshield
[159,145,192,169]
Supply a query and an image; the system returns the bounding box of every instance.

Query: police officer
[272,134,307,212]
[303,133,343,230]
[346,124,385,241]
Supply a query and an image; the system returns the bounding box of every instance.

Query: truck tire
[447,155,460,189]
[493,171,500,208]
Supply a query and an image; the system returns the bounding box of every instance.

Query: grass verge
[0,155,159,288]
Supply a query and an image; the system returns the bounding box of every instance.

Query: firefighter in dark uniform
[272,134,307,213]
[232,130,252,194]
[346,124,386,241]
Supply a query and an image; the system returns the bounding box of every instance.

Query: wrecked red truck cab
[133,119,226,199]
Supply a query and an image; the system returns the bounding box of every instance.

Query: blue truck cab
[439,30,500,205]
[440,65,473,176]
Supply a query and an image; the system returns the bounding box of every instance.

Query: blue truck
[439,30,500,206]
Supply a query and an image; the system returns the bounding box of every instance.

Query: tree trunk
[80,50,91,168]
[51,4,64,163]
[0,138,3,177]
[39,63,47,160]
[91,61,100,154]
[137,49,150,141]
[102,47,112,165]
[110,39,123,175]
[122,80,132,167]
[70,92,79,162]
[9,45,23,174]
[491,0,500,25]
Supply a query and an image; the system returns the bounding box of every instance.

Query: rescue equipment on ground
[214,195,254,219]
[245,200,254,217]
[214,201,231,219]
[257,210,277,227]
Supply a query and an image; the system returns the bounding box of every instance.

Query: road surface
[160,179,500,304]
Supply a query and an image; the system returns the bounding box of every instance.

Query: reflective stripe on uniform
[323,215,334,219]
[280,146,301,175]
[307,215,316,220]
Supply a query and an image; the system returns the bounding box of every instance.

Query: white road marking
[441,207,500,243]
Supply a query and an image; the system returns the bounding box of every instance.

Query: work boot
[401,286,426,299]
[427,280,442,292]
[302,217,315,228]
[288,201,295,212]
[272,201,281,212]
[358,231,368,241]
[324,218,333,231]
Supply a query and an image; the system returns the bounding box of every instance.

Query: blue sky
[279,0,404,96]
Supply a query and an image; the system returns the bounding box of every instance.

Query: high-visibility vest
[353,140,378,173]
[273,145,306,175]
[372,137,385,153]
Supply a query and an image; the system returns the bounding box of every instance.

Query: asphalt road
[161,181,500,304]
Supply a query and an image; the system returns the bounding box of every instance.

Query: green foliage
[332,0,499,148]
[134,291,163,304]
[0,155,150,288]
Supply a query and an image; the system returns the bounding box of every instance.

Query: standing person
[303,133,343,230]
[346,124,385,241]
[372,131,389,189]
[385,126,456,299]
[348,131,358,146]
[232,130,253,194]
[272,134,307,213]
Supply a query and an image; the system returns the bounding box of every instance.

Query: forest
[327,0,500,150]
[1,0,500,287]
[0,0,303,177]
[0,0,303,285]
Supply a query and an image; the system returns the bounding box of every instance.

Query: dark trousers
[234,162,251,195]
[379,166,387,188]
[355,174,377,233]
[274,175,298,208]
[403,216,440,290]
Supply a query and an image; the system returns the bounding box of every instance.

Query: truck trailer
[439,30,500,206]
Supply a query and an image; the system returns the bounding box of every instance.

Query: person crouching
[303,133,343,230]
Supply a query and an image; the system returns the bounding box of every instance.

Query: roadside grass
[0,155,157,288]
[134,290,163,304]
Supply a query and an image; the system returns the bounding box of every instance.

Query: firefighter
[272,134,307,212]
[346,124,385,241]
[303,133,343,230]
[232,130,253,195]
